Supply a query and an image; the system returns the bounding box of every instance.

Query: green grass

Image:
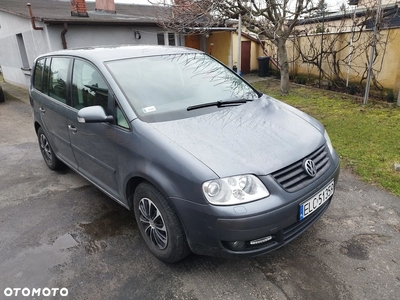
[253,80,400,197]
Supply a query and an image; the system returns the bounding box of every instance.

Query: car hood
[149,95,325,178]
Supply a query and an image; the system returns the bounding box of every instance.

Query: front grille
[271,145,330,192]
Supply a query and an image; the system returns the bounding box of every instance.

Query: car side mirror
[77,106,114,123]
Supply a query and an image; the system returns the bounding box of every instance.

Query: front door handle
[68,124,77,134]
[39,107,46,113]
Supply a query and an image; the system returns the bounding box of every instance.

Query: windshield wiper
[187,99,253,111]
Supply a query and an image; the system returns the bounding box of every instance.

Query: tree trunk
[277,38,290,94]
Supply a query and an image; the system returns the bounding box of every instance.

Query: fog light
[226,241,246,251]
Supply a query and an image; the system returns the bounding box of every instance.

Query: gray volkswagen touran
[31,46,340,262]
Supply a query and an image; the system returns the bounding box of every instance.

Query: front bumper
[170,157,340,258]
[188,197,332,258]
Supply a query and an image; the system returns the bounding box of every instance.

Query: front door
[67,59,119,199]
[241,41,251,74]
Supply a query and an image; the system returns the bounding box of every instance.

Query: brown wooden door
[241,41,251,74]
[185,35,200,50]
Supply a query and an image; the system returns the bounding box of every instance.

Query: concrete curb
[242,74,272,84]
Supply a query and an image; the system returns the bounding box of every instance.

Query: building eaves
[297,4,398,25]
[241,31,261,44]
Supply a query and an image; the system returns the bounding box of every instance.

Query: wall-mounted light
[134,30,141,39]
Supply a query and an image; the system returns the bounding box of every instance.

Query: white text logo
[4,287,68,297]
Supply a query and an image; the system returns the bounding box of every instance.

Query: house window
[157,32,178,46]
[168,33,176,46]
[16,33,30,69]
[157,33,165,45]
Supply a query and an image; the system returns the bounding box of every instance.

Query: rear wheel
[37,127,63,170]
[134,182,190,263]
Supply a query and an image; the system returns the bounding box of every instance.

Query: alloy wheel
[138,197,168,250]
[39,133,52,163]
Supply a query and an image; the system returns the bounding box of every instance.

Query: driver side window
[71,60,109,112]
[48,58,70,104]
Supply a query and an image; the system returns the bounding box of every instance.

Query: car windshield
[106,53,260,122]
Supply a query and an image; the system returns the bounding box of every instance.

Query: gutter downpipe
[27,3,43,30]
[237,14,242,76]
[61,22,68,49]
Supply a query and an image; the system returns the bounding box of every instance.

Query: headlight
[324,130,334,155]
[202,175,269,205]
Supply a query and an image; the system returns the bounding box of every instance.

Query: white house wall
[0,11,49,88]
[0,9,175,88]
[46,24,162,51]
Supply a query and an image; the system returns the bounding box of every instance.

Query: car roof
[36,45,203,63]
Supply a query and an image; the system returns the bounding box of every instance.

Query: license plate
[299,180,335,221]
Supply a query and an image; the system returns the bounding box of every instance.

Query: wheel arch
[125,176,146,211]
[124,174,189,237]
[125,174,174,211]
[34,121,41,134]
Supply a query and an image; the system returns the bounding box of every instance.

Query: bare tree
[291,0,398,94]
[150,0,321,94]
[151,0,219,34]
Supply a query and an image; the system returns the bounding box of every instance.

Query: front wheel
[37,127,63,170]
[134,182,190,263]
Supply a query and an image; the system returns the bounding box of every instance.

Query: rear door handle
[39,107,46,113]
[68,124,77,134]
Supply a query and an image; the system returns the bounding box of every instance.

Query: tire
[37,127,63,170]
[0,86,5,103]
[134,182,190,263]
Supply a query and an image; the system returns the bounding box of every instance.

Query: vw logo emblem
[303,159,317,177]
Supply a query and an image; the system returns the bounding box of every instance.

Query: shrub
[348,84,357,95]
[295,75,307,85]
[386,89,395,102]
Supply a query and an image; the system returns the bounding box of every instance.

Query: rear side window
[48,57,70,104]
[42,58,50,95]
[33,58,45,90]
[71,60,109,112]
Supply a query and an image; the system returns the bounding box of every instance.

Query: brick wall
[70,0,88,17]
